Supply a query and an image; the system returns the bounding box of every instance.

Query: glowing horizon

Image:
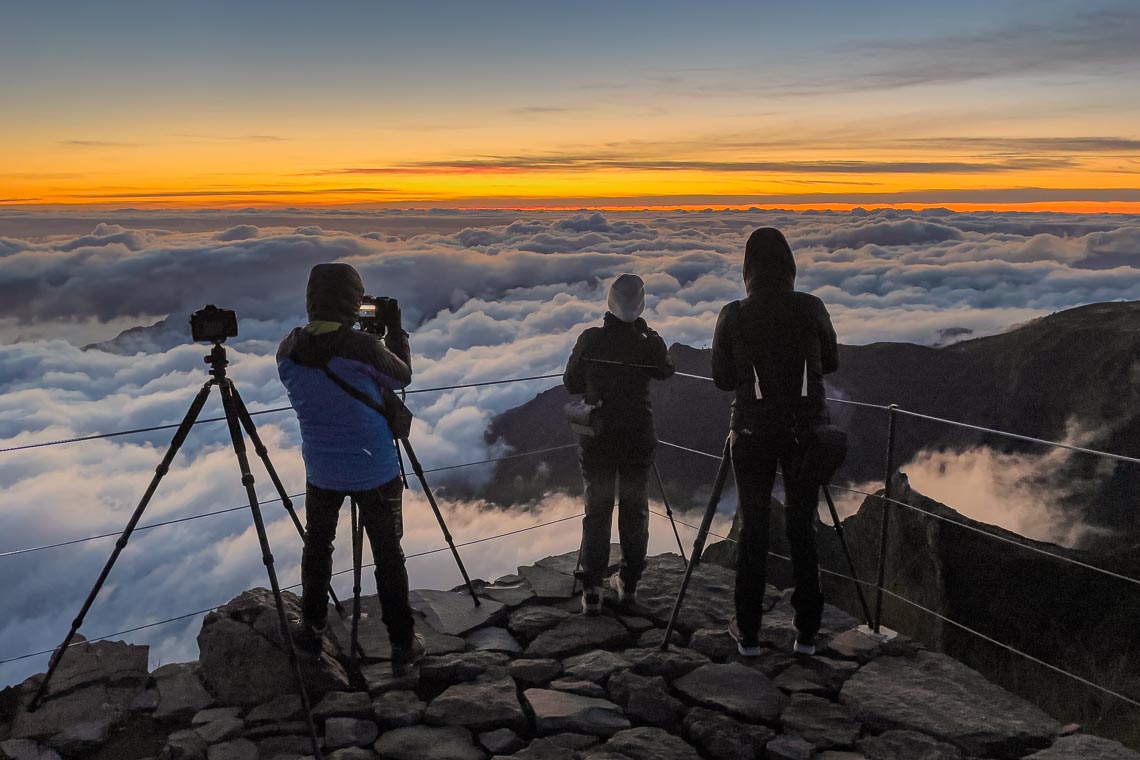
[3,1,1139,212]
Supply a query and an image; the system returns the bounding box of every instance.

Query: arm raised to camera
[365,329,412,391]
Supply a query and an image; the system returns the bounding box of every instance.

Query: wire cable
[0,494,302,560]
[0,511,585,668]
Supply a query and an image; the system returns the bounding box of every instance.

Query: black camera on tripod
[190,304,239,343]
[357,295,399,337]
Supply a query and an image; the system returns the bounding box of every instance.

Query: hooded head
[607,273,645,323]
[306,263,364,324]
[743,227,796,295]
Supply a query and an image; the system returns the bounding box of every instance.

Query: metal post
[872,404,898,634]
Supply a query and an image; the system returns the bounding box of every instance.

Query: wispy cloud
[313,156,1077,176]
[59,140,142,148]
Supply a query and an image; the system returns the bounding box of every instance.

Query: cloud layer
[1,207,1138,685]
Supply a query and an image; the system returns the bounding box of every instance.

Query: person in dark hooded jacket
[564,273,675,614]
[277,263,424,672]
[711,228,838,657]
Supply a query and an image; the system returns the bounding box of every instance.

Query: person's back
[564,273,674,613]
[711,227,838,658]
[276,263,424,673]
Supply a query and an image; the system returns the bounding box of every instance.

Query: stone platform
[2,550,1137,760]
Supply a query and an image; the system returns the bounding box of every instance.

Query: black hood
[743,227,796,295]
[306,263,364,324]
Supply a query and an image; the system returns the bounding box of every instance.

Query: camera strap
[319,364,414,440]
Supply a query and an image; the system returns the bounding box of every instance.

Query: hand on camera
[379,298,403,333]
[633,317,650,335]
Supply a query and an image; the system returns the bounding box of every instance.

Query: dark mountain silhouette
[480,301,1140,538]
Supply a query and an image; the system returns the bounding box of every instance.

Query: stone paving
[2,550,1138,760]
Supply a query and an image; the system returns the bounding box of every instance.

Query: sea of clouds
[1,207,1138,685]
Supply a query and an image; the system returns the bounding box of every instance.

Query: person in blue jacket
[277,262,424,672]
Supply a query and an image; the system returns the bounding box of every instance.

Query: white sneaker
[608,574,637,607]
[793,635,817,656]
[581,587,603,615]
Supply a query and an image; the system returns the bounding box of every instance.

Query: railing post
[872,404,898,634]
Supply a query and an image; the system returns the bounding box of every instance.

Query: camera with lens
[357,295,399,337]
[190,304,239,343]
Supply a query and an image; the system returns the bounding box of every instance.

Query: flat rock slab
[372,690,425,730]
[1025,734,1140,760]
[517,565,576,600]
[780,693,860,749]
[421,651,511,685]
[479,727,525,755]
[523,688,630,737]
[324,717,380,750]
[601,727,702,760]
[425,676,527,732]
[562,650,631,683]
[683,707,775,760]
[525,616,630,659]
[0,739,64,760]
[314,691,374,721]
[508,659,561,687]
[534,547,622,576]
[207,738,258,760]
[10,684,135,742]
[507,606,571,641]
[841,652,1060,758]
[464,626,522,654]
[411,589,505,636]
[634,554,736,633]
[673,663,788,724]
[373,725,484,760]
[332,598,466,662]
[858,729,963,760]
[623,647,709,680]
[476,575,536,608]
[825,629,883,663]
[767,734,816,760]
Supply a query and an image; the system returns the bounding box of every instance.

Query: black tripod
[27,342,324,759]
[661,435,871,650]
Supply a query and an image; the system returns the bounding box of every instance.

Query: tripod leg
[399,437,480,606]
[822,485,874,627]
[229,386,346,617]
[350,498,363,669]
[28,380,215,712]
[661,437,732,651]
[652,461,686,560]
[218,380,322,760]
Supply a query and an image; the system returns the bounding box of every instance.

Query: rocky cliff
[2,550,1137,760]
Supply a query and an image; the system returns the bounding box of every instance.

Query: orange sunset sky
[3,1,1140,212]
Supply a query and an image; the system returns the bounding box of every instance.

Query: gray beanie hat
[607,273,645,323]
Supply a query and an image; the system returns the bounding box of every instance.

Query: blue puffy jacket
[277,323,412,490]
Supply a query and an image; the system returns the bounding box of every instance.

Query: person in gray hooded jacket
[564,274,675,614]
[711,227,839,657]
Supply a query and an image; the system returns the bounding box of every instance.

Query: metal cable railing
[3,365,1138,718]
[0,511,585,668]
[0,443,580,560]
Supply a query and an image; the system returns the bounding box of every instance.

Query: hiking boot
[608,574,637,608]
[391,633,426,676]
[581,586,603,616]
[291,618,326,659]
[728,616,761,657]
[793,630,817,656]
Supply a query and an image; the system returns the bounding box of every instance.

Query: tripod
[27,342,324,759]
[345,427,481,666]
[661,435,871,651]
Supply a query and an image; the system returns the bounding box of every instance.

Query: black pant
[731,429,823,640]
[301,477,415,645]
[579,454,650,590]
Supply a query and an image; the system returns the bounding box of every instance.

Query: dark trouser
[301,477,415,645]
[731,430,824,640]
[579,454,650,590]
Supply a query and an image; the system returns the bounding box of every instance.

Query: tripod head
[204,342,230,382]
